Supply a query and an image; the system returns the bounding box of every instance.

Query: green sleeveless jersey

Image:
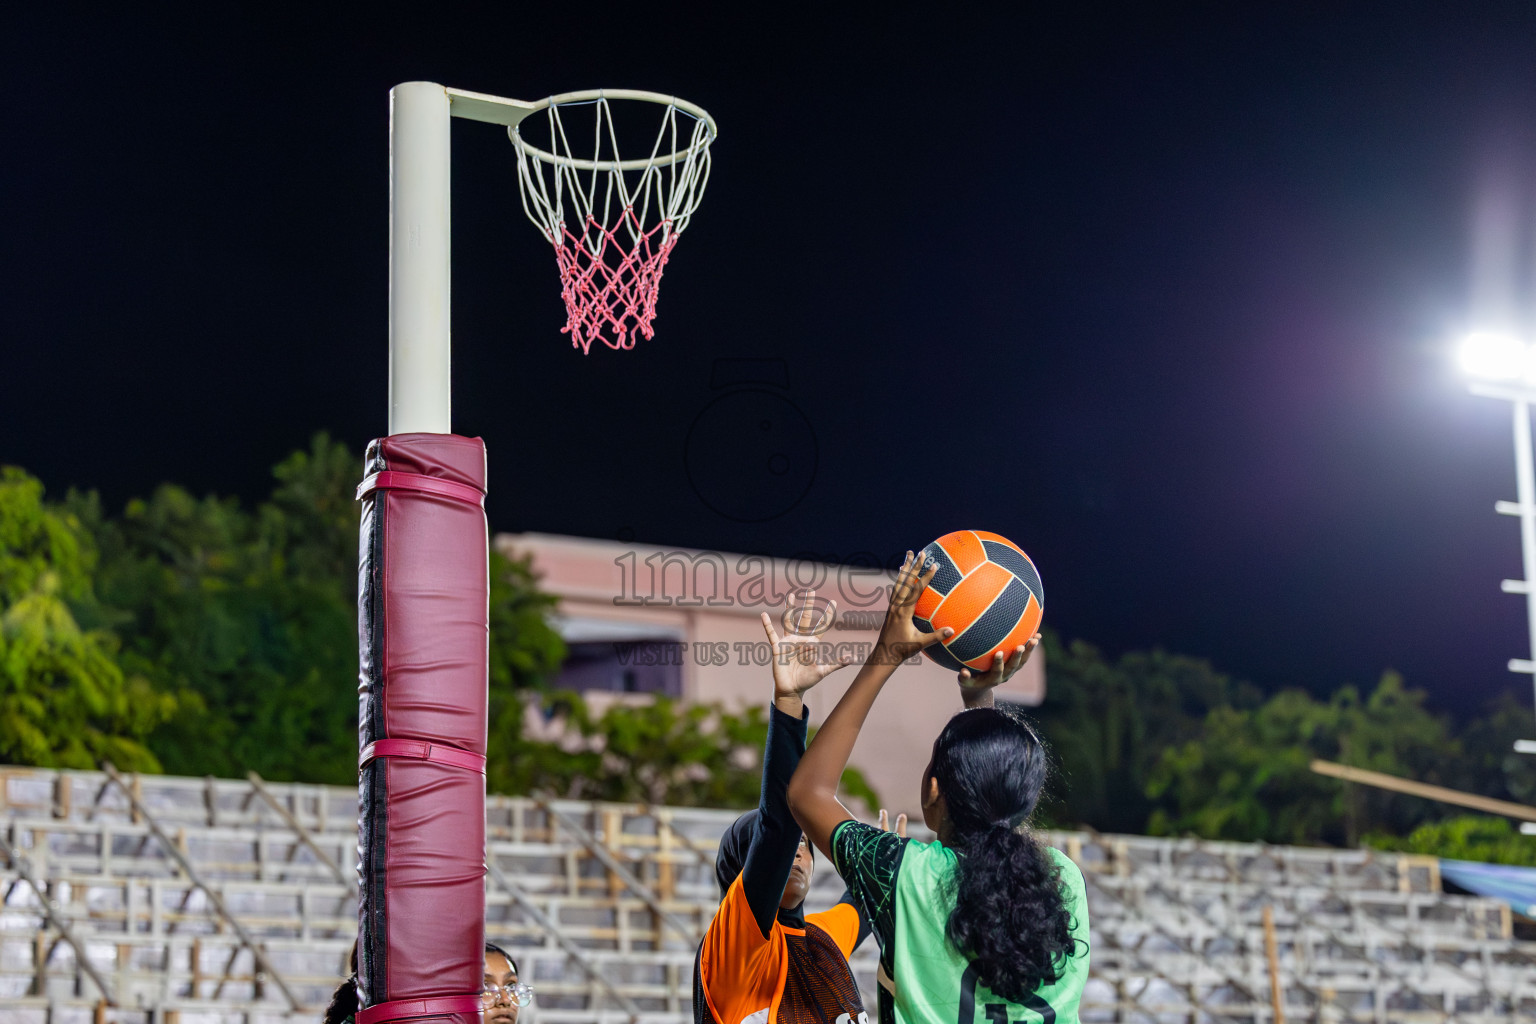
[831,821,1089,1024]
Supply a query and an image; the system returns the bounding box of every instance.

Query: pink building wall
[497,533,1046,818]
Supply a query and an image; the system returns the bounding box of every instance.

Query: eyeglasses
[481,982,535,1008]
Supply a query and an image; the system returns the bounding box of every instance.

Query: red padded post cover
[356,434,488,1024]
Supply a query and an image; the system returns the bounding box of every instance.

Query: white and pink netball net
[510,90,715,353]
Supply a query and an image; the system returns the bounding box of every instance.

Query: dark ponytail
[322,980,358,1024]
[322,945,359,1024]
[930,708,1078,1002]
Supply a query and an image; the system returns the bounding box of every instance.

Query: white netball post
[375,78,719,1013]
[388,82,718,435]
[390,84,527,434]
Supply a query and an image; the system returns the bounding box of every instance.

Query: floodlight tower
[1459,333,1536,779]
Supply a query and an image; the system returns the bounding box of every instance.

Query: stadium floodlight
[1458,331,1531,382]
[1462,336,1536,742]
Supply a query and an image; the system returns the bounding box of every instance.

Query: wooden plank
[1311,759,1536,821]
[603,807,621,902]
[190,937,203,999]
[1262,905,1284,1024]
[656,818,675,900]
[204,777,218,828]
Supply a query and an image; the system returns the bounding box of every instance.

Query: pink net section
[512,94,714,355]
[552,211,678,353]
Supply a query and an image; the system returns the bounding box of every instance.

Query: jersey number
[958,965,1055,1024]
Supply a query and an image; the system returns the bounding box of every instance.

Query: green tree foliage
[40,435,792,806]
[69,433,574,786]
[1144,672,1461,846]
[1145,693,1347,844]
[486,549,568,766]
[1327,672,1466,842]
[1454,693,1536,808]
[492,694,766,805]
[1365,815,1536,867]
[0,468,173,769]
[1031,633,1260,833]
[1036,634,1531,854]
[73,436,363,783]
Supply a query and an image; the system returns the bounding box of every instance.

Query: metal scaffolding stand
[3,766,1533,1024]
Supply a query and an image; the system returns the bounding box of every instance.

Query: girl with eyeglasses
[322,943,533,1024]
[483,942,534,1024]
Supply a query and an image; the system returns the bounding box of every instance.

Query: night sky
[9,4,1536,716]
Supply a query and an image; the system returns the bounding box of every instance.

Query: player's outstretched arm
[787,552,951,858]
[763,590,852,719]
[956,634,1042,709]
[733,592,853,939]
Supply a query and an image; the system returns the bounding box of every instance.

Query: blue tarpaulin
[1439,859,1536,917]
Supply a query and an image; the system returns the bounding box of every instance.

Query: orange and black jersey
[692,704,871,1024]
[695,873,865,1024]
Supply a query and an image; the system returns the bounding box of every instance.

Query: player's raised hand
[760,590,851,711]
[958,634,1041,689]
[876,551,953,662]
[877,808,909,838]
[957,634,1041,708]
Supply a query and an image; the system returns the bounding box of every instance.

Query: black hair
[929,707,1080,1002]
[321,945,359,1024]
[322,943,518,1024]
[484,941,519,977]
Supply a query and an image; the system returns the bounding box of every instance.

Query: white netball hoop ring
[507,88,718,171]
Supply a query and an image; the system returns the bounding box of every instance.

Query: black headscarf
[715,809,812,929]
[714,810,758,897]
